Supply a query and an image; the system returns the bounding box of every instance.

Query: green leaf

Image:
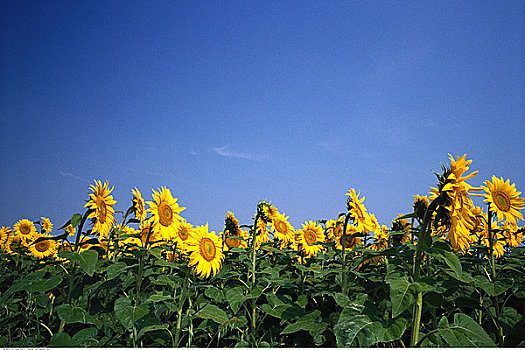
[72,327,99,347]
[137,324,170,340]
[49,332,76,347]
[194,303,229,324]
[114,296,150,331]
[71,213,82,227]
[386,277,414,317]
[438,313,496,347]
[334,314,407,347]
[59,250,99,276]
[333,292,350,308]
[225,286,245,314]
[441,250,463,276]
[26,275,62,293]
[56,304,94,324]
[473,275,511,296]
[106,261,129,280]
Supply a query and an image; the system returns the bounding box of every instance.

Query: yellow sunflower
[295,221,325,258]
[501,221,522,248]
[222,211,248,251]
[270,212,295,246]
[335,224,362,250]
[147,186,186,240]
[174,220,193,252]
[482,176,524,225]
[0,227,13,251]
[65,224,76,237]
[13,219,37,245]
[255,217,271,249]
[481,222,505,259]
[186,224,224,278]
[370,225,389,251]
[6,234,22,254]
[40,217,53,233]
[346,189,373,233]
[85,180,117,237]
[131,187,147,222]
[29,234,58,259]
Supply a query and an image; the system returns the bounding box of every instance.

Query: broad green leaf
[194,304,229,324]
[56,304,94,324]
[26,275,62,293]
[137,324,170,339]
[114,296,150,331]
[438,313,496,347]
[473,275,511,296]
[387,277,414,317]
[72,327,99,347]
[146,292,173,303]
[225,286,245,314]
[59,250,99,276]
[106,261,128,280]
[71,213,82,228]
[49,332,76,347]
[334,313,407,347]
[281,320,318,334]
[333,292,350,308]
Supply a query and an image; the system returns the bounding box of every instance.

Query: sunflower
[40,217,53,233]
[370,225,389,251]
[186,224,224,278]
[174,220,194,252]
[131,187,147,222]
[65,224,76,237]
[255,217,271,249]
[500,221,522,248]
[13,219,37,245]
[295,221,325,258]
[222,211,248,251]
[413,195,429,221]
[147,186,186,240]
[346,189,373,233]
[29,234,58,259]
[482,176,524,225]
[270,212,295,246]
[391,215,411,245]
[6,234,22,255]
[481,222,505,259]
[85,180,117,237]
[335,224,362,250]
[0,227,13,251]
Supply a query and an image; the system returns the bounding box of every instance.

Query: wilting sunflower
[370,225,389,251]
[482,176,524,225]
[186,224,224,278]
[413,195,429,221]
[40,217,53,233]
[346,189,373,233]
[500,221,522,248]
[0,227,13,251]
[131,187,147,222]
[147,187,186,240]
[29,234,58,259]
[270,212,295,246]
[14,219,37,245]
[85,180,117,237]
[295,221,325,258]
[6,234,22,255]
[481,222,505,259]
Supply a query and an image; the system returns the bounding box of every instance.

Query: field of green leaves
[1,154,524,347]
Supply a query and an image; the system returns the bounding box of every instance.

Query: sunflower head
[257,201,274,224]
[174,220,193,252]
[482,176,524,225]
[65,224,76,237]
[413,195,429,221]
[131,187,147,222]
[0,227,13,251]
[85,180,117,237]
[335,224,362,250]
[14,219,37,245]
[147,186,186,240]
[40,217,53,233]
[295,221,325,258]
[270,212,295,247]
[29,234,58,259]
[186,224,224,278]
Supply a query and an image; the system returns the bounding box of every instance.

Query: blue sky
[1,1,524,234]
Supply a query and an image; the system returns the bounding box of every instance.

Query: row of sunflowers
[1,154,523,277]
[0,153,524,347]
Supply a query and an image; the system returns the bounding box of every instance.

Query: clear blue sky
[1,1,524,233]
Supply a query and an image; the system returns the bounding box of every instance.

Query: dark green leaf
[194,304,229,324]
[114,296,150,331]
[56,304,94,324]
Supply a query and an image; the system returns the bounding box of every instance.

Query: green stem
[250,211,261,346]
[174,268,191,347]
[410,199,438,347]
[341,213,352,295]
[487,207,504,346]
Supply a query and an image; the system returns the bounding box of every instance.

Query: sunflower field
[1,154,524,347]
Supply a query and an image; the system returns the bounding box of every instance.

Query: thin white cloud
[188,150,197,156]
[58,171,89,183]
[212,146,266,161]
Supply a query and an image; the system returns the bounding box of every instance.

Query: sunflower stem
[174,267,191,347]
[487,207,505,346]
[410,199,438,347]
[341,213,352,295]
[249,211,261,346]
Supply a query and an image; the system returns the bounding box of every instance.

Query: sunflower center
[96,196,107,223]
[200,237,216,262]
[226,234,240,248]
[179,228,188,241]
[158,202,173,226]
[20,225,30,235]
[36,241,50,252]
[493,191,511,212]
[274,220,287,234]
[304,230,317,245]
